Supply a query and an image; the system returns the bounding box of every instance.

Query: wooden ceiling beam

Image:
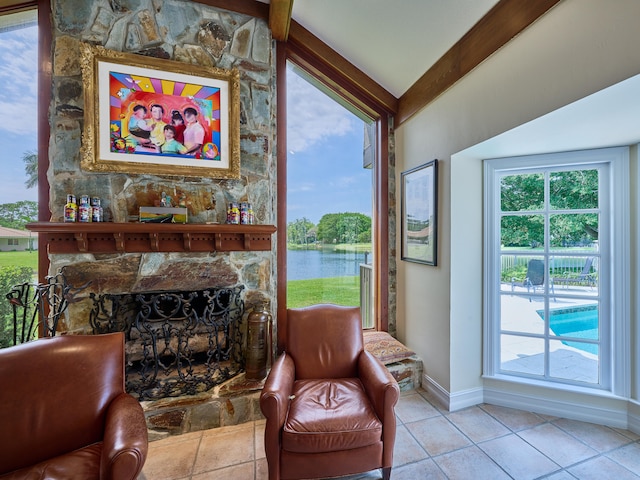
[397,0,562,126]
[0,1,36,15]
[270,0,294,41]
[288,20,398,116]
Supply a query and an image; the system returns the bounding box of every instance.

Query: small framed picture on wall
[401,159,438,265]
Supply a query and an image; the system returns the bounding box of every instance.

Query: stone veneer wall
[48,0,277,328]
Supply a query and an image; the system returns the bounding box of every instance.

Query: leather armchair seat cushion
[0,444,102,480]
[283,378,382,454]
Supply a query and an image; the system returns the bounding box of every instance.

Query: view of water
[287,248,369,281]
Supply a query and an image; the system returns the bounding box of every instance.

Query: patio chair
[511,259,553,301]
[553,257,596,288]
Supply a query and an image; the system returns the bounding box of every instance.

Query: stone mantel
[27,222,276,254]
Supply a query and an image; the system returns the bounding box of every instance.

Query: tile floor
[138,388,640,480]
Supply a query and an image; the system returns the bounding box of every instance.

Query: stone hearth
[144,372,266,440]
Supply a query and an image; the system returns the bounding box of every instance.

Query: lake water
[287,248,369,281]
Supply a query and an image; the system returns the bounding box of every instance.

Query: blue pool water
[537,305,599,355]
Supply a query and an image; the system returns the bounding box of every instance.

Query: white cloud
[287,181,316,193]
[286,69,356,153]
[0,26,38,136]
[330,173,369,188]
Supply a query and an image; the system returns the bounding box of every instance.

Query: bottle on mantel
[63,194,77,223]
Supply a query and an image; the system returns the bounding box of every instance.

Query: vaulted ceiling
[262,0,561,123]
[3,0,561,124]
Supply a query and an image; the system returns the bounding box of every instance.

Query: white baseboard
[422,373,640,434]
[422,374,449,408]
[422,374,483,411]
[628,399,640,434]
[483,382,630,429]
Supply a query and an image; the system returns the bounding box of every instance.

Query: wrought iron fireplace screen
[90,286,245,400]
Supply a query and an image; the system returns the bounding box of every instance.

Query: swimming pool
[537,304,599,355]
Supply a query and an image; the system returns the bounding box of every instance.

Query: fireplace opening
[89,286,245,400]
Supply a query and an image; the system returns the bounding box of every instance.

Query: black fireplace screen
[89,286,245,400]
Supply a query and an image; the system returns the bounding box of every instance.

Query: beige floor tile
[480,403,547,431]
[406,415,472,456]
[255,420,266,460]
[544,471,582,480]
[446,406,510,443]
[395,392,441,424]
[518,423,598,468]
[606,443,640,474]
[391,459,447,479]
[613,427,640,441]
[392,424,429,467]
[193,422,255,475]
[416,388,449,413]
[255,457,269,480]
[434,445,511,480]
[568,455,640,479]
[139,431,202,480]
[191,461,255,479]
[553,417,634,452]
[137,390,640,480]
[479,433,560,480]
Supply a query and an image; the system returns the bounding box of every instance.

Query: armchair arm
[358,351,400,469]
[100,393,149,480]
[260,353,295,480]
[358,351,399,419]
[260,353,295,427]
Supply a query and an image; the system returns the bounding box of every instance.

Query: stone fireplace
[34,221,276,438]
[43,1,278,437]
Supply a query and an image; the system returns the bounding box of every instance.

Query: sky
[286,66,373,226]
[0,23,38,204]
[0,22,372,224]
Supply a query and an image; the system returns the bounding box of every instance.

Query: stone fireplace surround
[30,221,277,439]
[51,272,271,440]
[44,0,281,439]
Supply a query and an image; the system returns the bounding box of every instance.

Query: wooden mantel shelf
[27,222,277,254]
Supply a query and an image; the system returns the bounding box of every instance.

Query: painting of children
[83,42,240,178]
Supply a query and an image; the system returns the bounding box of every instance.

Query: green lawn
[287,276,359,308]
[0,251,38,271]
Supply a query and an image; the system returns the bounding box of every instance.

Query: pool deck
[499,283,599,384]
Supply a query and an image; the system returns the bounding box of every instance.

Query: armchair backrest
[286,304,363,380]
[0,333,126,475]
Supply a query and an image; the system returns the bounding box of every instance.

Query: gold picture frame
[80,43,241,179]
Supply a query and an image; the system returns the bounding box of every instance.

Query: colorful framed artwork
[80,44,240,179]
[401,159,438,265]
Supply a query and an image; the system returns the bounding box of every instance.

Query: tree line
[0,151,38,230]
[500,169,599,248]
[287,212,371,245]
[0,201,37,230]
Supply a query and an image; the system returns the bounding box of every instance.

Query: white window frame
[483,147,630,397]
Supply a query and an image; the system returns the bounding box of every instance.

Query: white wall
[396,0,640,406]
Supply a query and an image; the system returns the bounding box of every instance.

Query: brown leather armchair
[260,304,400,480]
[0,333,148,480]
